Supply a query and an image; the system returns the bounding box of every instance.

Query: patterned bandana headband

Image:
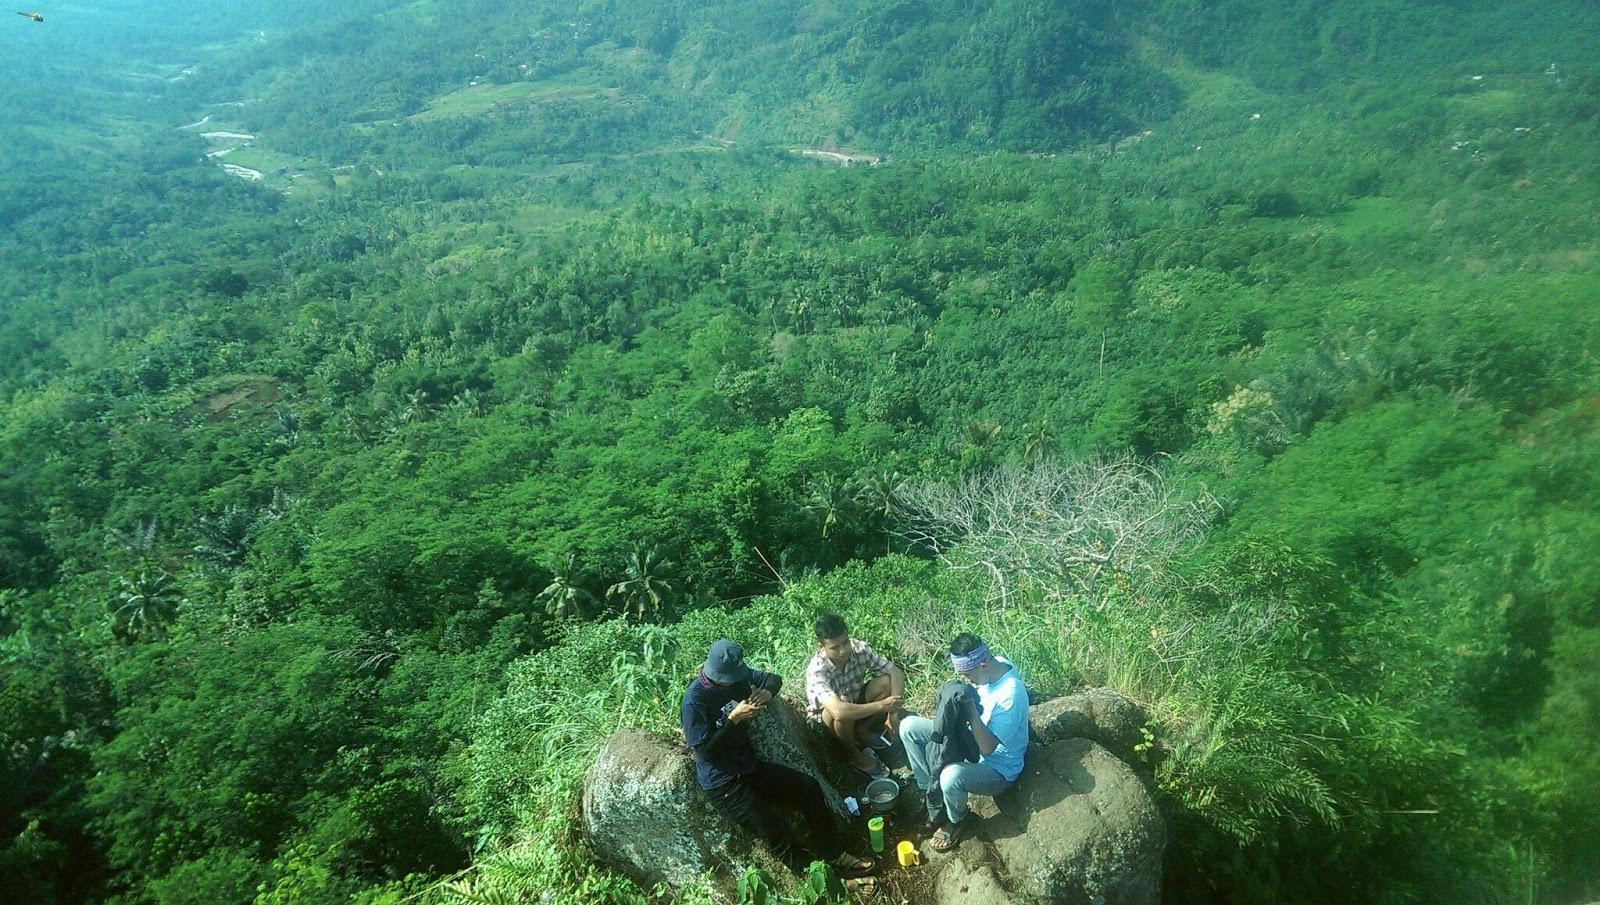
[950,641,990,673]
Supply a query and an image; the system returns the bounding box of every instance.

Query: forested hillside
[3,1,1599,903]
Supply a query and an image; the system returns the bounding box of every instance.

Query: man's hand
[747,687,774,707]
[728,699,765,723]
[878,694,904,715]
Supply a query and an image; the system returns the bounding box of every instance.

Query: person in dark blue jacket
[680,639,874,876]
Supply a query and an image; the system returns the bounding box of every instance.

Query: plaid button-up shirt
[804,638,893,718]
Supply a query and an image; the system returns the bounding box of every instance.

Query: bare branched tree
[897,456,1218,610]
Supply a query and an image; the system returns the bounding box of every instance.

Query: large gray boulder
[582,697,848,898]
[934,857,1024,905]
[582,728,742,892]
[1028,688,1151,767]
[979,737,1164,905]
[747,694,850,814]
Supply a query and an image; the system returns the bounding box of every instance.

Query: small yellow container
[896,840,922,867]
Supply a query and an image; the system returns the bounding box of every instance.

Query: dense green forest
[3,0,1599,902]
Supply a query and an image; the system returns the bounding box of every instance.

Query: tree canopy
[3,0,1599,902]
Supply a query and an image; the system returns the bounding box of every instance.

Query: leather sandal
[929,820,965,852]
[846,875,880,899]
[830,851,874,876]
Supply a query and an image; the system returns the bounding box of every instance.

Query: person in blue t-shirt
[899,632,1030,852]
[680,639,875,877]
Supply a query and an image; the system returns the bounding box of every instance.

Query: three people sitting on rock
[682,627,1029,873]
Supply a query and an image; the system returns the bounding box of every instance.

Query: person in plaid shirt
[805,613,905,775]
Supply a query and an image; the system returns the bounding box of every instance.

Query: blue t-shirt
[679,668,782,790]
[975,663,1029,782]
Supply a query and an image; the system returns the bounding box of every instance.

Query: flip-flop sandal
[929,822,964,852]
[830,851,875,877]
[845,876,879,899]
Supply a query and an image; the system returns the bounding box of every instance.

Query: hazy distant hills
[151,0,1172,162]
[6,0,1597,184]
[6,0,1594,173]
[128,0,1585,169]
[628,0,1185,149]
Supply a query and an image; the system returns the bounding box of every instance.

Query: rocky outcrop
[935,857,1023,905]
[923,688,1163,905]
[582,697,846,897]
[982,737,1164,904]
[1027,688,1152,767]
[582,687,1164,905]
[582,728,742,891]
[747,694,850,814]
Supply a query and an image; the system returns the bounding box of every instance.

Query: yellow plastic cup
[896,840,922,867]
[867,816,885,853]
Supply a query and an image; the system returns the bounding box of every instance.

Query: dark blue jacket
[680,668,783,790]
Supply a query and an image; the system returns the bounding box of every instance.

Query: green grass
[205,144,336,196]
[214,146,302,173]
[1134,37,1269,114]
[504,202,599,233]
[1451,87,1522,116]
[1330,195,1409,239]
[409,79,620,121]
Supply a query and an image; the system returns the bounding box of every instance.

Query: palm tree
[965,419,1004,451]
[1022,422,1058,463]
[107,516,160,564]
[804,474,855,539]
[853,468,905,521]
[958,419,1006,470]
[193,504,259,571]
[783,285,816,333]
[108,569,183,643]
[853,468,905,552]
[274,403,301,450]
[606,546,682,621]
[536,553,600,619]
